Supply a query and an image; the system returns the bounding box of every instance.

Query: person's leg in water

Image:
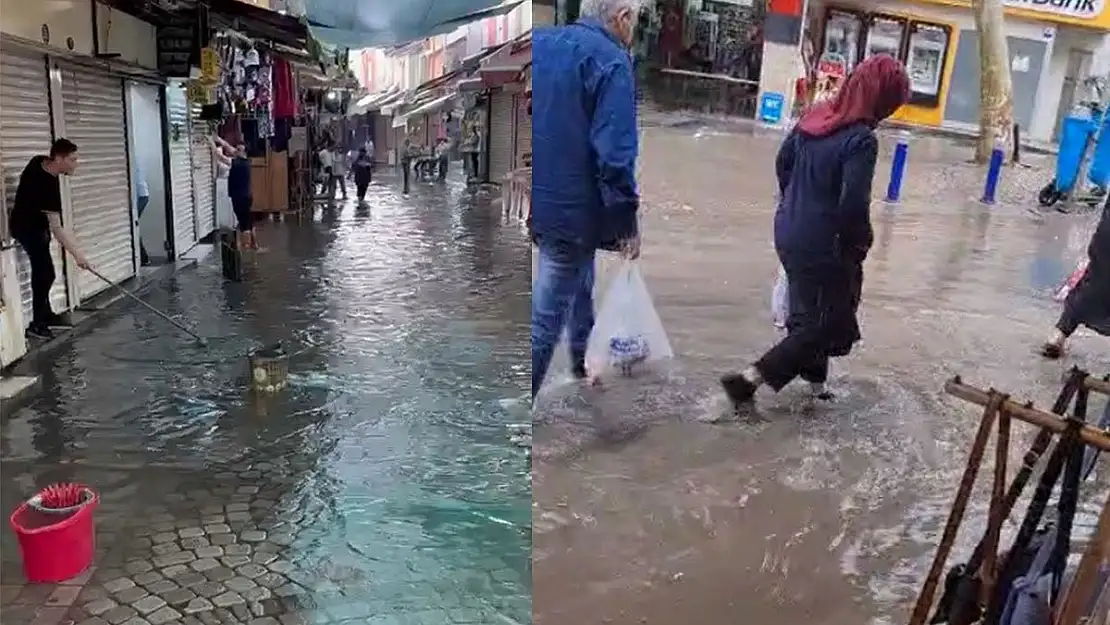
[438,155,449,181]
[337,174,348,200]
[721,269,850,405]
[402,160,411,194]
[356,178,369,203]
[15,233,58,337]
[532,241,595,401]
[798,354,834,400]
[232,196,258,250]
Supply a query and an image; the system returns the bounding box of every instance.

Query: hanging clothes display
[167,84,198,257]
[487,89,514,183]
[0,44,68,326]
[190,104,216,241]
[58,63,134,301]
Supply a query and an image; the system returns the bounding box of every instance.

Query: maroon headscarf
[796,54,910,138]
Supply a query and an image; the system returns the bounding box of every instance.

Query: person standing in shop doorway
[7,139,92,340]
[135,162,151,266]
[462,126,481,183]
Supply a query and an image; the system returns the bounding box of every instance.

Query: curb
[0,256,202,409]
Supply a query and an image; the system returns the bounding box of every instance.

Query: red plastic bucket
[9,486,98,583]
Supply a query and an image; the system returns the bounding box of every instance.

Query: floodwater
[532,124,1110,625]
[0,173,531,624]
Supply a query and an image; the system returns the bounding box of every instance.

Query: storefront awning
[348,86,402,116]
[391,93,457,128]
[303,0,525,48]
[475,31,531,89]
[208,0,310,49]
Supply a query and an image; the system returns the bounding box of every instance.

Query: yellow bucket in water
[249,344,288,393]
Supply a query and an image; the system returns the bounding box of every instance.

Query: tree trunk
[973,0,1015,163]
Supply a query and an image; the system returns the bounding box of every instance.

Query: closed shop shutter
[487,89,514,183]
[60,64,134,301]
[166,85,197,256]
[374,114,390,162]
[513,93,531,169]
[190,104,215,240]
[1,46,69,326]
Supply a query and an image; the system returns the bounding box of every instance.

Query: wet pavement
[532,125,1109,624]
[1,171,531,624]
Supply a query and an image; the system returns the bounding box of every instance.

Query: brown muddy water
[531,125,1109,625]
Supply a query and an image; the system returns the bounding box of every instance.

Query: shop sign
[759,92,786,125]
[1004,0,1104,20]
[186,81,210,105]
[200,48,221,85]
[919,0,1107,25]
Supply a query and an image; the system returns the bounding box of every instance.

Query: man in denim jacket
[530,0,643,401]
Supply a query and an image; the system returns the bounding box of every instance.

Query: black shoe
[720,373,758,405]
[44,313,72,328]
[814,390,836,401]
[1040,342,1064,360]
[26,323,55,340]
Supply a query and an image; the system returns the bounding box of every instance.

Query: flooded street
[1,175,531,624]
[532,124,1109,625]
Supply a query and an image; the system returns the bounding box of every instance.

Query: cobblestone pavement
[1,172,530,625]
[532,125,1108,625]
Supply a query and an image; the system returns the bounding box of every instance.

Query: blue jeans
[531,240,596,399]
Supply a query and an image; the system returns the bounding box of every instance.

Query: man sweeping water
[530,0,644,402]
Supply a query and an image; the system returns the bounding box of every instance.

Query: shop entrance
[126,82,169,267]
[636,0,766,118]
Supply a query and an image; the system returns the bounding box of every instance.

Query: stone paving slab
[1,462,518,625]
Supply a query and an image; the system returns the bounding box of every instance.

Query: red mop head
[36,483,90,510]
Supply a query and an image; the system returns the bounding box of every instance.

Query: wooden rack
[909,373,1110,625]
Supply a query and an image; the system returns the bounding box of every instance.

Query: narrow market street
[532,123,1110,625]
[1,174,531,625]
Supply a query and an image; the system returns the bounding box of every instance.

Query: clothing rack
[908,373,1110,625]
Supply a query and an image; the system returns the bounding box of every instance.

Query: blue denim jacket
[531,19,639,251]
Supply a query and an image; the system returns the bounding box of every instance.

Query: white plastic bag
[771,266,789,329]
[586,262,674,378]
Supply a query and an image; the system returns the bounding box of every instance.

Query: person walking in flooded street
[531,0,643,402]
[720,55,909,408]
[352,147,374,204]
[1040,201,1110,358]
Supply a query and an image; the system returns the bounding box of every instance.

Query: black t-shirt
[8,155,62,239]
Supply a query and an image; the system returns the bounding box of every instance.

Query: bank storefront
[802,0,1110,141]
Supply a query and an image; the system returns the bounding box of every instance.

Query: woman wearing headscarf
[720,54,910,407]
[1040,203,1110,358]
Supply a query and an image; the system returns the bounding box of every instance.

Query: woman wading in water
[1041,202,1110,358]
[721,54,910,407]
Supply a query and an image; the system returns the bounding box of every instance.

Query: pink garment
[272,58,297,118]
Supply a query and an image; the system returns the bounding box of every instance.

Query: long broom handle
[87,267,205,343]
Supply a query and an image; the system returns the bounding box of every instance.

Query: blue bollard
[885,132,910,203]
[981,144,1005,205]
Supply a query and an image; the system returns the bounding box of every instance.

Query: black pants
[14,233,56,324]
[755,265,860,391]
[467,153,479,180]
[1057,261,1110,337]
[438,156,449,180]
[401,159,411,194]
[231,196,254,232]
[355,179,370,201]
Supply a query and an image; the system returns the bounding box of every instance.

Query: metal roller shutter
[513,93,531,169]
[487,89,514,184]
[59,65,134,301]
[166,85,197,256]
[0,46,69,326]
[190,105,215,240]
